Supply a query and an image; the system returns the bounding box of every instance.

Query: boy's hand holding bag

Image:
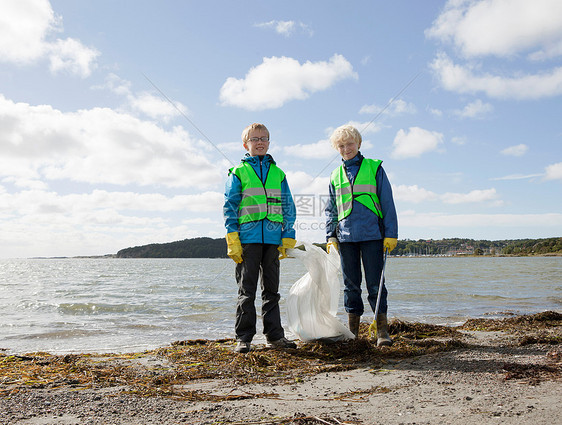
[278,238,296,260]
[326,237,339,254]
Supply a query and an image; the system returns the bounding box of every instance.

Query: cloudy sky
[1,0,561,258]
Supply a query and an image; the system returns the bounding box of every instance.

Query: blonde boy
[325,124,398,346]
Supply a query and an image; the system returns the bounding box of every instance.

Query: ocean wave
[57,302,158,315]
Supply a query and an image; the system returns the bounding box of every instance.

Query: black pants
[235,243,284,343]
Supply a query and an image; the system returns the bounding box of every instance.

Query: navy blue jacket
[325,152,398,242]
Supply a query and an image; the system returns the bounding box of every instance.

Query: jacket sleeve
[377,167,398,239]
[223,172,242,234]
[280,177,296,239]
[324,182,338,240]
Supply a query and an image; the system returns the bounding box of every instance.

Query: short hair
[241,123,270,142]
[330,124,362,150]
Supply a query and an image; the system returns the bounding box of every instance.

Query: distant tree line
[116,237,561,258]
[500,237,562,256]
[116,237,227,258]
[392,237,562,256]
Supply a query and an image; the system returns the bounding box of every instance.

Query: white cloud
[428,107,443,117]
[283,139,334,160]
[95,73,131,96]
[346,121,383,136]
[0,188,225,257]
[1,189,222,216]
[2,176,48,190]
[129,92,186,122]
[96,73,187,122]
[454,99,493,118]
[545,162,562,180]
[427,0,562,100]
[219,54,358,110]
[85,190,222,213]
[391,127,444,159]
[0,0,57,63]
[426,0,562,59]
[491,173,543,181]
[322,121,383,139]
[451,136,466,145]
[0,0,99,77]
[501,144,528,157]
[255,20,313,37]
[283,171,330,230]
[393,184,438,203]
[217,141,244,153]
[441,188,499,204]
[399,211,562,233]
[359,99,417,117]
[48,37,99,78]
[394,185,501,206]
[0,95,222,188]
[285,171,329,197]
[430,53,562,99]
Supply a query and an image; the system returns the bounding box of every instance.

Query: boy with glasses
[223,123,297,353]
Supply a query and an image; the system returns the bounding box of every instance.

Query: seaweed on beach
[518,334,562,346]
[1,312,560,401]
[0,336,438,400]
[0,352,133,395]
[227,414,363,425]
[502,361,561,385]
[387,319,463,339]
[0,336,457,400]
[460,310,562,332]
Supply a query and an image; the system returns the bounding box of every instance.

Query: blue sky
[1,0,561,258]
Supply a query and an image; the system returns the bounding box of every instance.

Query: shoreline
[23,251,562,260]
[1,312,560,424]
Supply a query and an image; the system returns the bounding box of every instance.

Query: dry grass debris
[1,311,560,401]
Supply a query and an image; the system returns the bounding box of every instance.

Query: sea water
[0,256,560,354]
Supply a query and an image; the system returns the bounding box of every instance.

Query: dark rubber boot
[348,313,361,338]
[376,314,393,347]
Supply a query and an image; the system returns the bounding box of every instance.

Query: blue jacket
[224,153,296,245]
[325,152,398,242]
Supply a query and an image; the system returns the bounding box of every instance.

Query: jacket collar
[343,151,363,167]
[242,153,275,166]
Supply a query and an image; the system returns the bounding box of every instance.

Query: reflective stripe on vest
[231,162,285,224]
[330,158,383,221]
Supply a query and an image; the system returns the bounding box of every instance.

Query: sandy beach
[1,312,560,425]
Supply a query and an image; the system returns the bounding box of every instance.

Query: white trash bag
[287,242,354,342]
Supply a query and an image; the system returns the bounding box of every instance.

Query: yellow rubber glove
[226,232,243,263]
[326,237,339,254]
[383,237,398,253]
[278,238,296,260]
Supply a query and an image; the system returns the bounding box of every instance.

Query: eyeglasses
[248,137,269,142]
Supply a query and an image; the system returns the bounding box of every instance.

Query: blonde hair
[241,123,270,142]
[330,124,362,150]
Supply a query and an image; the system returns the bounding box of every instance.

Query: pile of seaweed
[227,415,364,425]
[461,310,562,331]
[460,310,562,346]
[1,311,560,401]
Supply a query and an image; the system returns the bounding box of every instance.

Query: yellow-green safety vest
[330,158,383,221]
[230,162,285,224]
